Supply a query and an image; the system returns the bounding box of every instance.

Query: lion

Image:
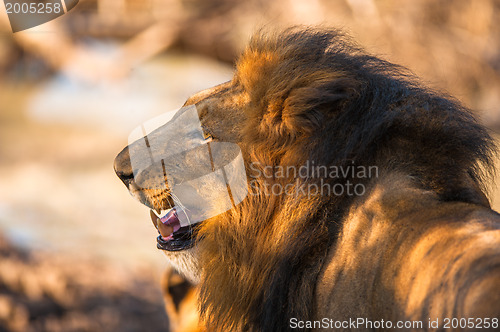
[114,27,500,331]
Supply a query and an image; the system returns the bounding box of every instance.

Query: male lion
[114,27,500,331]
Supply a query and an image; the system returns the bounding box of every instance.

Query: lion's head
[115,27,498,331]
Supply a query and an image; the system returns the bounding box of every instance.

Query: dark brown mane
[196,27,496,331]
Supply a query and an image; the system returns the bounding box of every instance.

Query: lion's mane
[196,27,495,331]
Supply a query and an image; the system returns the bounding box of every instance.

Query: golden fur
[115,27,500,331]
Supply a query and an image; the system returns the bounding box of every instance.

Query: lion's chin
[149,208,202,283]
[162,246,201,285]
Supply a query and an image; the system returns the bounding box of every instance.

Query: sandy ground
[0,235,170,332]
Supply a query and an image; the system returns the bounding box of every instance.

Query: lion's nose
[114,146,135,187]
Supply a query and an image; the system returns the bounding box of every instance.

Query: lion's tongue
[157,209,181,240]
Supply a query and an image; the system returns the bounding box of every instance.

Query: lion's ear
[259,74,360,138]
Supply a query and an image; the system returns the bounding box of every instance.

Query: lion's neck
[315,173,500,326]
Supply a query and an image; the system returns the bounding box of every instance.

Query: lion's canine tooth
[152,209,162,218]
[150,210,160,229]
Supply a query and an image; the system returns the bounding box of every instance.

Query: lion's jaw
[162,246,201,285]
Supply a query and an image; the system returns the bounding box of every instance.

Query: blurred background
[0,0,500,331]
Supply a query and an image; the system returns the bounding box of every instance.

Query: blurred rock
[0,235,169,332]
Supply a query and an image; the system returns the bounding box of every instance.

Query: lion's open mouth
[149,208,199,251]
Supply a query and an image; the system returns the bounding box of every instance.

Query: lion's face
[114,81,249,283]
